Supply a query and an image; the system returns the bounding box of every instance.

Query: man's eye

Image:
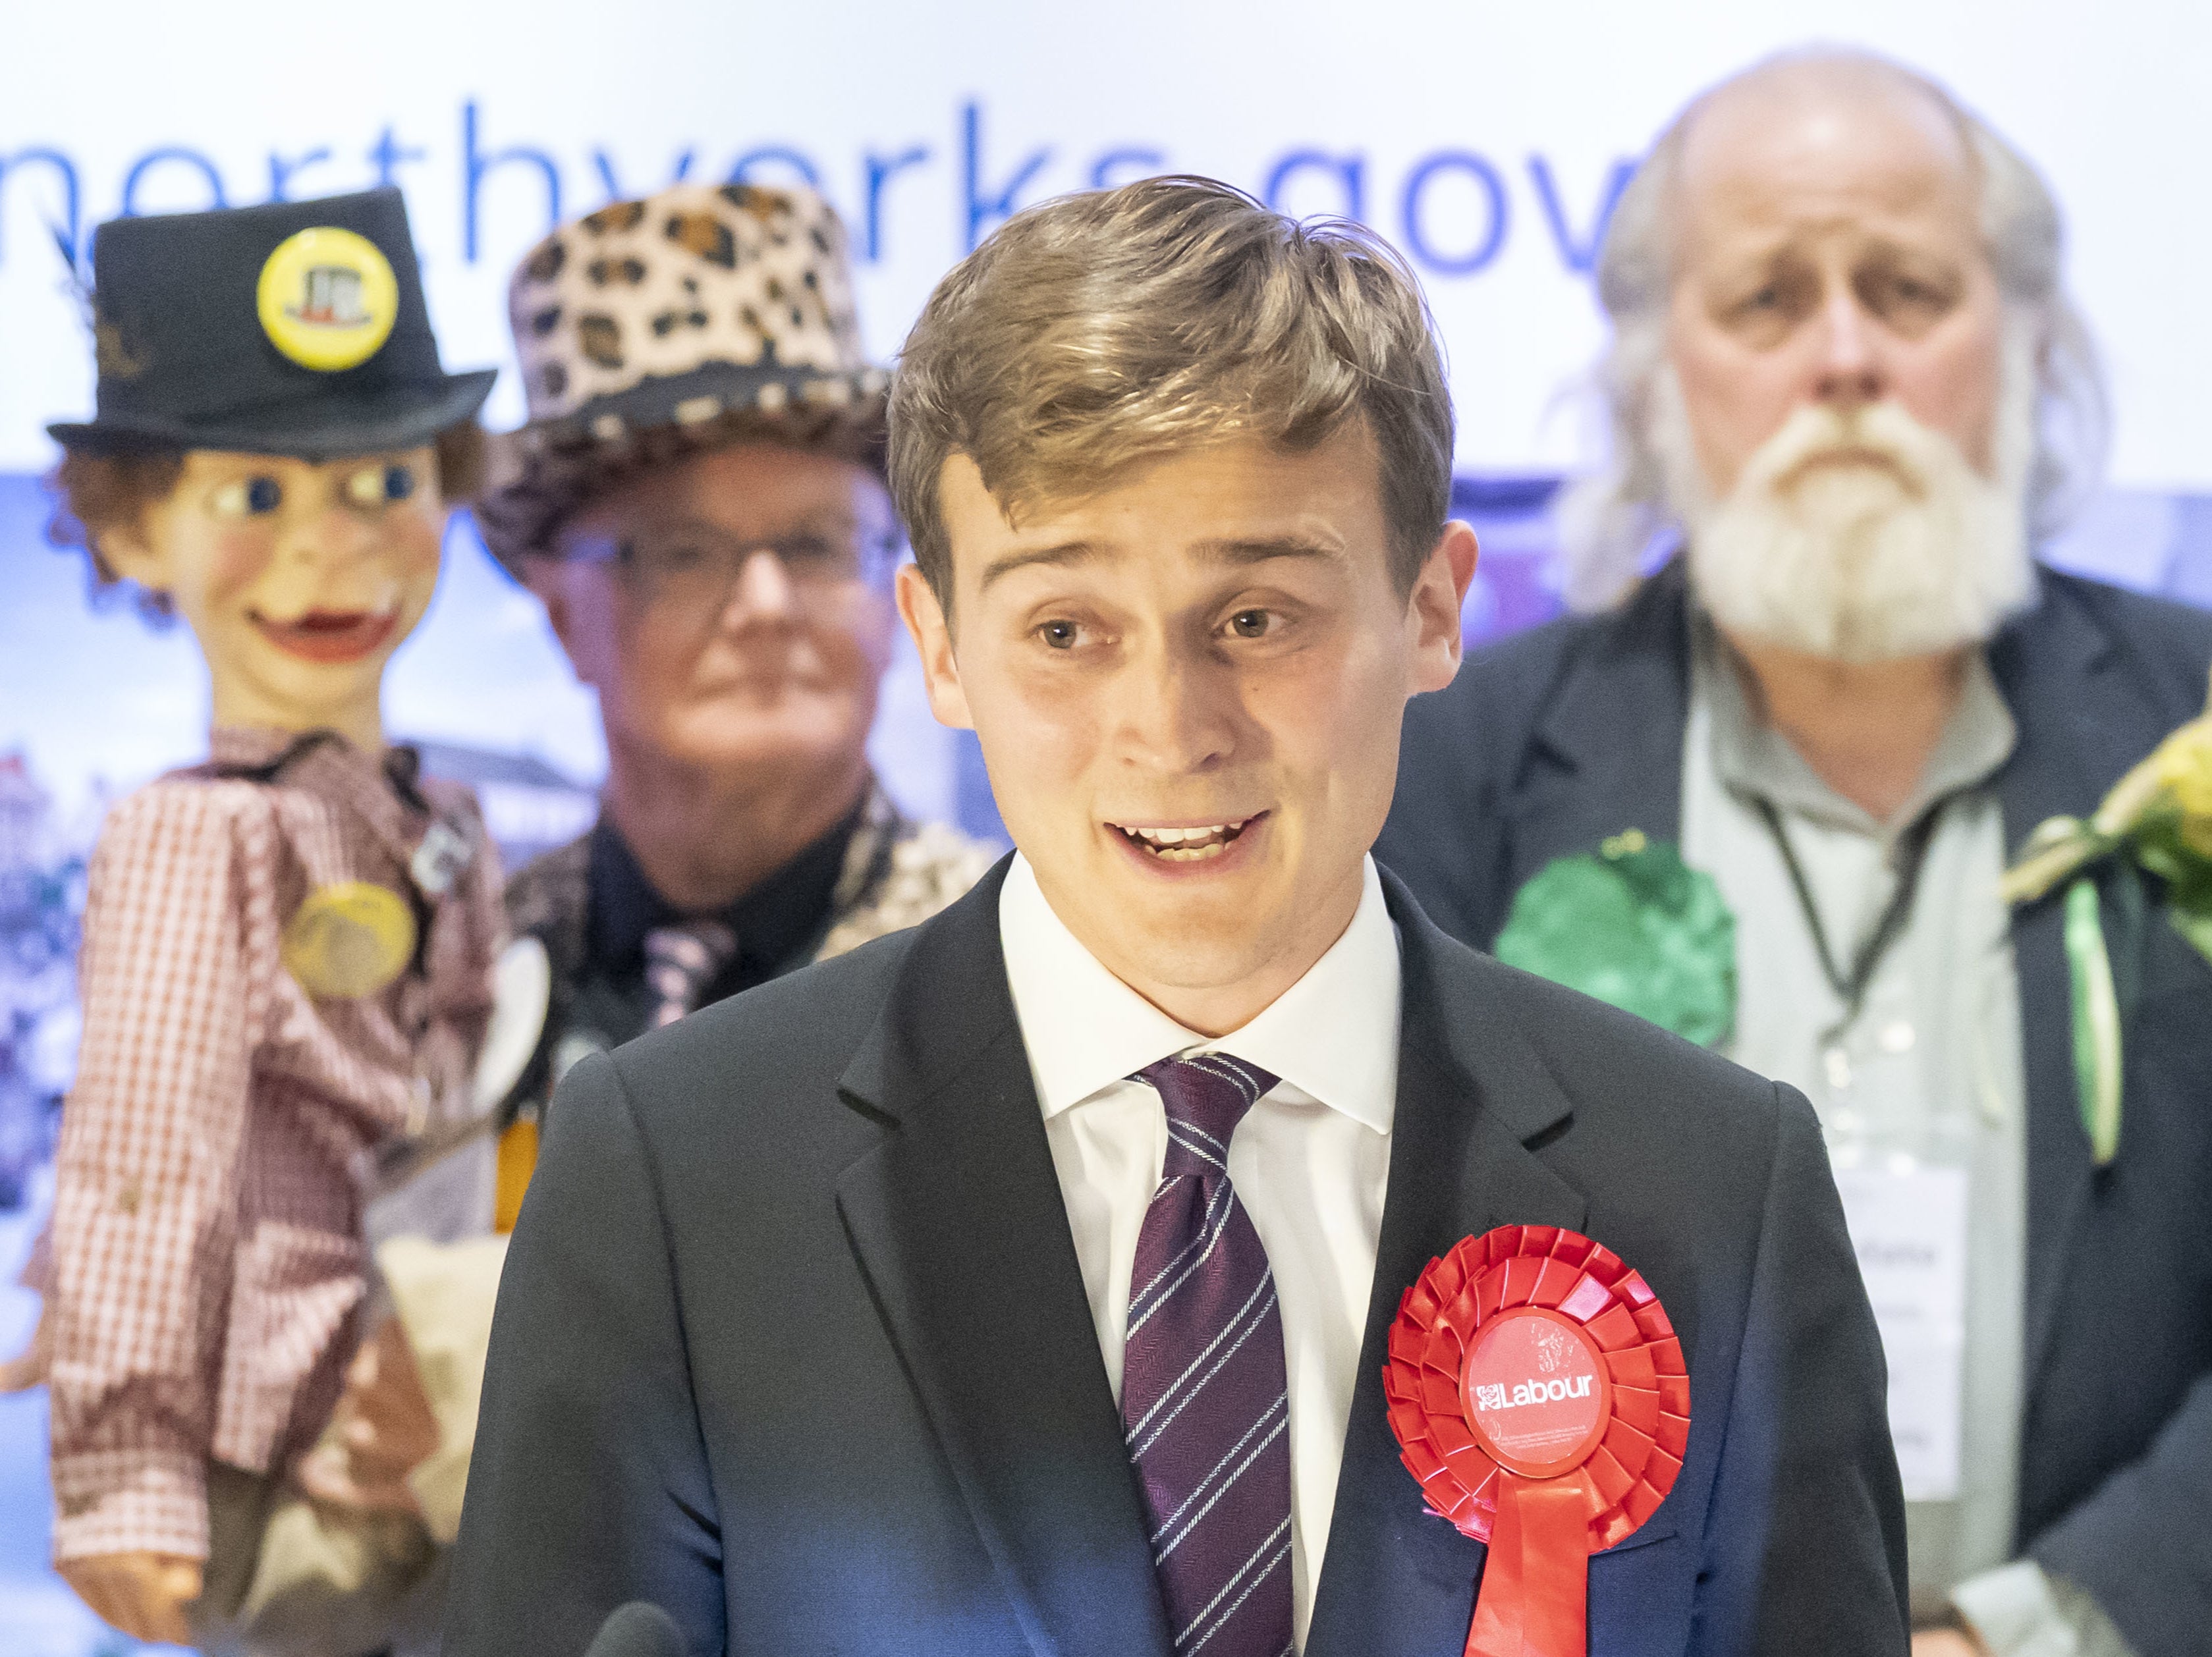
[1038,620,1081,650]
[654,541,711,574]
[211,477,283,518]
[772,534,837,566]
[1228,610,1271,639]
[345,464,418,508]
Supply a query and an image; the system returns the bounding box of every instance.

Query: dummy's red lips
[250,609,399,664]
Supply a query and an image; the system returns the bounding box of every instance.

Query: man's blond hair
[889,176,1454,608]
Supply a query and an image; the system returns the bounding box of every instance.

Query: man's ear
[1408,520,1479,695]
[518,556,576,654]
[895,562,975,731]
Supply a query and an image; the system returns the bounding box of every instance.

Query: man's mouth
[1781,447,1921,495]
[1110,815,1263,863]
[250,605,401,664]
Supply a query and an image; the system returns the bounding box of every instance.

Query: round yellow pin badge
[281,881,416,1000]
[256,227,399,371]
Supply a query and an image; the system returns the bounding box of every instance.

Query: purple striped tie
[1123,1054,1294,1657]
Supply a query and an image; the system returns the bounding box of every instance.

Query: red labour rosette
[1382,1224,1690,1657]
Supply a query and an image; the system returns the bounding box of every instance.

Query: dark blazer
[1377,564,2212,1655]
[445,860,1907,1657]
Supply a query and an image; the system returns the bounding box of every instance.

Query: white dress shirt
[997,852,1401,1652]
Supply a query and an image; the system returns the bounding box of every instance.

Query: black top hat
[48,186,495,460]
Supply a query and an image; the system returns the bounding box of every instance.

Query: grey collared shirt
[1679,620,2029,1614]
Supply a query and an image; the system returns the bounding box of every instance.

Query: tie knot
[1136,1054,1279,1178]
[644,919,739,1027]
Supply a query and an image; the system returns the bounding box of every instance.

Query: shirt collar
[588,792,866,973]
[1692,613,2017,837]
[204,725,430,867]
[997,852,1400,1135]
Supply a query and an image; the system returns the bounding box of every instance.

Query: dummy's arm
[49,786,254,1563]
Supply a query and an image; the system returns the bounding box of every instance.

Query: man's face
[533,442,898,782]
[1666,68,2007,497]
[899,427,1473,1030]
[108,447,446,732]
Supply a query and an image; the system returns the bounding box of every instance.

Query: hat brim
[48,369,499,460]
[474,362,887,574]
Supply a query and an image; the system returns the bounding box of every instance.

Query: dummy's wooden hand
[296,1313,441,1515]
[1914,1629,1989,1656]
[59,1550,202,1645]
[0,1221,54,1392]
[0,1301,51,1394]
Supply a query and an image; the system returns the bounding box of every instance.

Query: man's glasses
[567,521,902,614]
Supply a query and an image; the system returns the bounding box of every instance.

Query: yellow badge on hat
[281,881,416,999]
[257,227,399,371]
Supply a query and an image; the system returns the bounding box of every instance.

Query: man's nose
[1117,638,1240,774]
[1810,287,1885,409]
[719,549,798,626]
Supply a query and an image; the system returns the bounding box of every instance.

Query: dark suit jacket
[1377,564,2212,1655]
[445,860,1907,1657]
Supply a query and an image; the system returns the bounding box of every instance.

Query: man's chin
[1066,843,1297,977]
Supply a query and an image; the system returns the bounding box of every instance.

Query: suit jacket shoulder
[2032,568,2212,711]
[602,919,923,1150]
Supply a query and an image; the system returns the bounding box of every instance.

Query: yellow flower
[2152,717,2212,856]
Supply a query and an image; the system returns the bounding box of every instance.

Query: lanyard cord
[1752,796,1947,1046]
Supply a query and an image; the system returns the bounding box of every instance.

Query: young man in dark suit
[1379,51,2211,1657]
[447,177,1908,1657]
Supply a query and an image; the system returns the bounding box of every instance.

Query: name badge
[1832,1162,1969,1502]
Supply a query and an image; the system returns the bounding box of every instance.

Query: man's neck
[1720,630,1972,824]
[1087,861,1368,1040]
[601,740,870,914]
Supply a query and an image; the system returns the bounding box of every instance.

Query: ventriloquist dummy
[38,188,508,1654]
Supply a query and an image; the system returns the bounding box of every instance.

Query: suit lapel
[1987,584,2148,1385]
[1306,877,1589,1657]
[1510,566,1694,899]
[834,865,1173,1657]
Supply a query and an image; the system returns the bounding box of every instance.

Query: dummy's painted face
[108,447,445,738]
[901,427,1472,1030]
[1665,67,2008,496]
[537,442,899,784]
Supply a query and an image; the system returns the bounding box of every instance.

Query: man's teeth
[1119,820,1251,861]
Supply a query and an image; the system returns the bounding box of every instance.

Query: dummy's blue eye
[345,463,420,508]
[212,475,283,518]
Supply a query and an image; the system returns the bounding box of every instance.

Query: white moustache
[1661,353,2038,664]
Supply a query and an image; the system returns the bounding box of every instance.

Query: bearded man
[1379,49,2212,1657]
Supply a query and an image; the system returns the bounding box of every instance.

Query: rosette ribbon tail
[2063,877,2123,1166]
[1464,1471,1594,1657]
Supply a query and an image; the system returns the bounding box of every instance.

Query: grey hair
[1556,46,2110,611]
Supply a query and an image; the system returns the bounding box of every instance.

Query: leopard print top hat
[477,182,888,571]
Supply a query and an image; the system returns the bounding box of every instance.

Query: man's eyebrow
[1189,535,1344,566]
[979,540,1099,590]
[976,533,1341,591]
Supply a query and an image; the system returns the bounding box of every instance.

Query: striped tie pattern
[1123,1054,1294,1657]
[642,919,738,1028]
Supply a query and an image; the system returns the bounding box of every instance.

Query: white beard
[1656,342,2037,663]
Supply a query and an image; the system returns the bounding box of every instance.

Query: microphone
[582,1601,688,1657]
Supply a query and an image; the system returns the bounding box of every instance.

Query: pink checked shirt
[48,728,504,1562]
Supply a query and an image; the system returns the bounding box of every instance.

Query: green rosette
[1495,831,1737,1048]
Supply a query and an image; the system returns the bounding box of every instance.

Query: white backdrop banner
[3,0,2209,484]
